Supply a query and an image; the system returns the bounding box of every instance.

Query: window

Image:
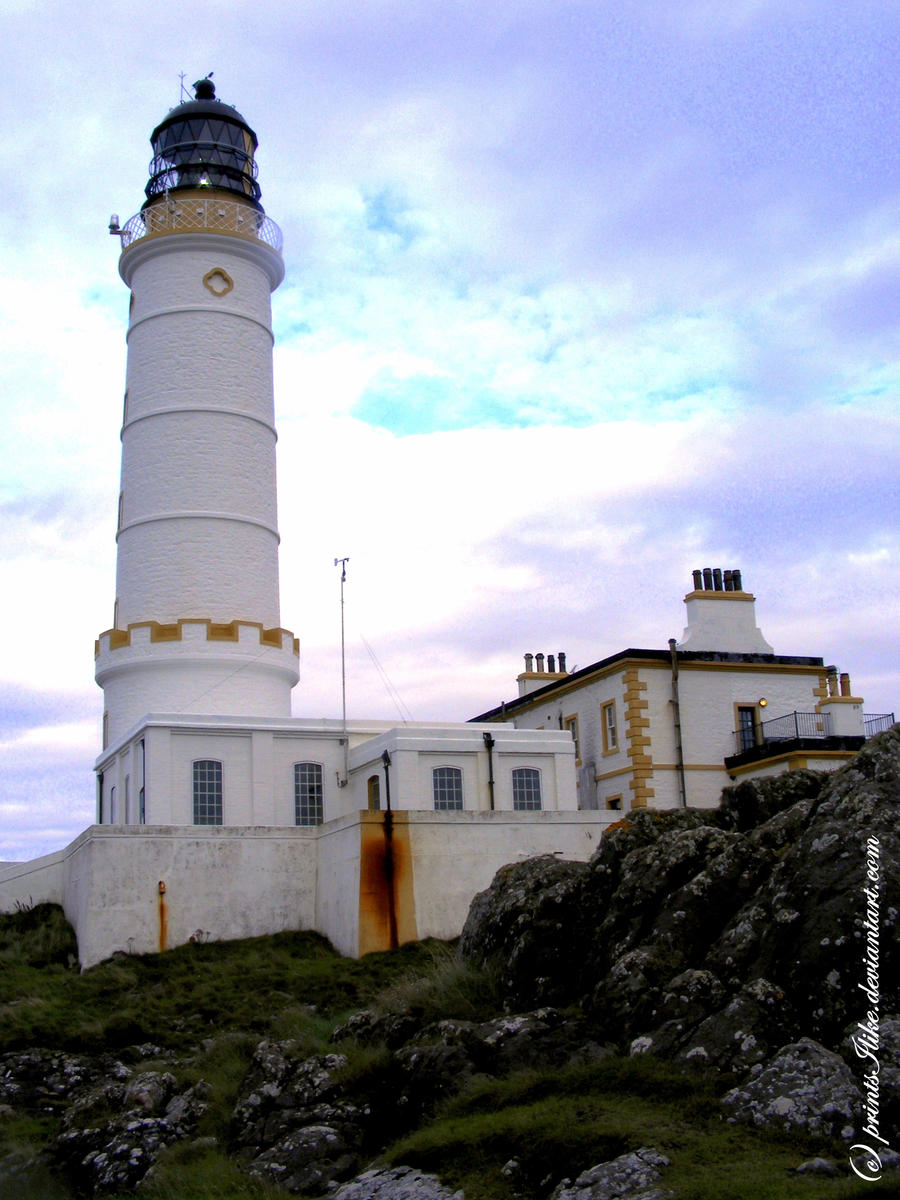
[433,766,463,811]
[512,767,542,811]
[601,701,618,754]
[109,785,117,824]
[606,794,623,811]
[737,706,758,752]
[564,714,580,763]
[294,762,324,826]
[193,759,223,825]
[124,775,130,823]
[367,774,381,812]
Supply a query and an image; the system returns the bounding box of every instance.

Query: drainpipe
[381,749,392,812]
[668,639,687,807]
[380,749,398,949]
[483,731,496,811]
[139,738,146,823]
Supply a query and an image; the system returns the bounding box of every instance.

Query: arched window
[432,766,463,811]
[109,785,117,824]
[512,767,542,811]
[294,762,324,826]
[367,774,381,811]
[193,759,223,825]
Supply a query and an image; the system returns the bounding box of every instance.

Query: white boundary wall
[0,811,613,968]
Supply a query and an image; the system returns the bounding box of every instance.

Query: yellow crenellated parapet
[95,618,299,657]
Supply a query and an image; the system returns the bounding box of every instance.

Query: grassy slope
[0,906,892,1200]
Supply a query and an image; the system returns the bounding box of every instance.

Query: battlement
[95,618,299,657]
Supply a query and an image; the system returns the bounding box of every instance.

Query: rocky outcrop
[0,1049,210,1195]
[331,1165,463,1200]
[550,1146,672,1200]
[459,855,590,1007]
[721,1038,860,1139]
[54,1069,209,1195]
[232,1046,370,1194]
[461,728,900,1070]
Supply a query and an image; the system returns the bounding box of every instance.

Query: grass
[381,1057,895,1200]
[114,1141,287,1199]
[371,940,504,1024]
[0,911,444,1054]
[2,907,895,1200]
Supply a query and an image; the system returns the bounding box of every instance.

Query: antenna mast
[335,557,350,785]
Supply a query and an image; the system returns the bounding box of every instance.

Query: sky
[1,0,898,861]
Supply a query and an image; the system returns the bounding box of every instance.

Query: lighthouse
[50,78,578,965]
[96,78,299,761]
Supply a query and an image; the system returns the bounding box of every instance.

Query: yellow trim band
[96,617,300,657]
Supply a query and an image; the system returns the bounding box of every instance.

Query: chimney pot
[723,569,733,591]
[733,569,743,591]
[558,651,567,672]
[535,653,545,672]
[547,654,556,673]
[840,672,851,697]
[524,653,533,671]
[702,567,713,590]
[692,569,703,590]
[713,568,723,591]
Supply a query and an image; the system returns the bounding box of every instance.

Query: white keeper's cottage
[0,82,892,969]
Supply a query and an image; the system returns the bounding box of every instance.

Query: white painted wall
[97,223,298,745]
[677,592,774,653]
[0,809,614,969]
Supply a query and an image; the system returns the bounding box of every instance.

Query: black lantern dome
[143,77,263,210]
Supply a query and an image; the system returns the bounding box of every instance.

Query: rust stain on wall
[358,811,417,956]
[157,880,168,953]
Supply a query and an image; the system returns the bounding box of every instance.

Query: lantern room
[144,76,262,208]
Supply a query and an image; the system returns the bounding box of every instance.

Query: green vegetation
[0,909,442,1053]
[372,939,503,1023]
[383,1057,892,1200]
[0,906,893,1200]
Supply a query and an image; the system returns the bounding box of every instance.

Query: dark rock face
[0,1049,128,1113]
[460,728,900,1068]
[54,1071,209,1195]
[0,1050,210,1195]
[232,1045,370,1194]
[459,855,590,1007]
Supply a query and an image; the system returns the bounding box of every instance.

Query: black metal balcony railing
[865,713,896,738]
[732,711,831,756]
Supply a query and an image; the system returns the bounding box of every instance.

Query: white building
[0,80,582,968]
[473,566,893,812]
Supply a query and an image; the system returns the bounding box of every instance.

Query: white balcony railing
[119,197,282,252]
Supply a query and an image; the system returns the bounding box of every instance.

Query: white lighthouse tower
[96,79,299,762]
